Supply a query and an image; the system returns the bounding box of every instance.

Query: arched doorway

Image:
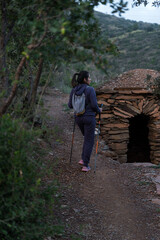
[127,114,150,163]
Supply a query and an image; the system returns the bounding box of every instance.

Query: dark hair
[71,71,89,87]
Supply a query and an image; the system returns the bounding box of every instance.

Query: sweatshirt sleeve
[68,88,74,109]
[89,87,100,114]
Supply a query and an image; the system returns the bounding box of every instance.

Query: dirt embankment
[43,88,160,240]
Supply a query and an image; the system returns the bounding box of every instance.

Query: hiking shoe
[78,159,84,165]
[82,166,91,172]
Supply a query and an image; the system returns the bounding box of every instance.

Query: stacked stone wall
[96,87,160,164]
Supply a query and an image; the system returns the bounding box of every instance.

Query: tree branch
[30,58,43,108]
[27,20,47,50]
[0,57,26,116]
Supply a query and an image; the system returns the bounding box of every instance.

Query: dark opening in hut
[127,114,150,163]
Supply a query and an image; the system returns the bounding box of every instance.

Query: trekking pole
[70,118,76,163]
[94,104,103,173]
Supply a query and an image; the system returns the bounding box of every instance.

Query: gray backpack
[72,86,88,116]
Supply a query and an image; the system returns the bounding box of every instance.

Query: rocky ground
[43,88,160,240]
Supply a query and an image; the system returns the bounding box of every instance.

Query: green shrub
[0,115,61,240]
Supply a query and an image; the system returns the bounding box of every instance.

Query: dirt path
[43,88,160,240]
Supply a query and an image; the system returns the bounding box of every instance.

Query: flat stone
[110,142,127,150]
[104,123,129,128]
[144,173,155,178]
[156,184,160,195]
[104,150,117,158]
[150,175,160,195]
[61,205,68,209]
[102,145,109,150]
[155,176,160,184]
[152,198,160,205]
[132,162,157,167]
[116,95,144,100]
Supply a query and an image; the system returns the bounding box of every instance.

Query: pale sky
[95,0,160,24]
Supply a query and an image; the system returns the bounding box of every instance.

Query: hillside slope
[95,11,160,77]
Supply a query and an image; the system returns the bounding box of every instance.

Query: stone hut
[96,69,160,165]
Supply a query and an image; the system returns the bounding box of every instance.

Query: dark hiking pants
[75,115,96,167]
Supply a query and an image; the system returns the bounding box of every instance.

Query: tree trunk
[28,64,34,103]
[30,58,43,108]
[0,0,9,93]
[22,61,34,107]
[0,57,26,117]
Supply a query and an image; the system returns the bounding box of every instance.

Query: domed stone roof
[99,69,160,91]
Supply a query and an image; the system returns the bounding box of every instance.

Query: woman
[68,71,102,172]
